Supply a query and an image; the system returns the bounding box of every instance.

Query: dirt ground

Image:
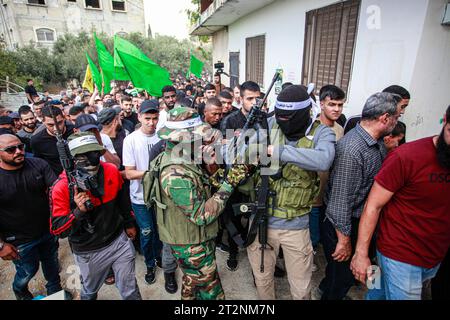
[0,237,368,300]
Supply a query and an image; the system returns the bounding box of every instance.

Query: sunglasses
[0,143,25,154]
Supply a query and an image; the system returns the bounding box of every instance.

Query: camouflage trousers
[170,240,225,300]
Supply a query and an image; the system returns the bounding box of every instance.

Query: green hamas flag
[189,54,204,78]
[114,35,172,97]
[94,33,129,94]
[85,52,102,90]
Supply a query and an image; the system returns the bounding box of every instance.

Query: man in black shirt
[121,96,139,127]
[0,134,63,300]
[31,105,74,175]
[98,108,129,162]
[219,81,267,271]
[221,81,268,138]
[197,84,217,117]
[219,90,238,118]
[24,79,39,104]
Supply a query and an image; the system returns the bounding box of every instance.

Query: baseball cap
[75,114,99,132]
[139,99,159,114]
[97,108,119,125]
[0,116,14,125]
[8,112,20,119]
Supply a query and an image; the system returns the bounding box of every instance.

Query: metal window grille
[112,0,126,11]
[246,35,265,88]
[301,0,360,95]
[36,28,55,42]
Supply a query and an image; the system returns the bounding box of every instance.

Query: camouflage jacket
[156,149,234,244]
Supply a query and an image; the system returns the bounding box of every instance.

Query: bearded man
[351,105,450,300]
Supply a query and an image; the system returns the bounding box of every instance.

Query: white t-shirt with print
[122,129,160,205]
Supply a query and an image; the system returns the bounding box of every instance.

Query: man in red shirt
[351,105,450,300]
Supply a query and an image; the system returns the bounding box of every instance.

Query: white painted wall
[212,28,230,87]
[347,0,428,117]
[214,0,447,140]
[403,0,450,141]
[227,0,335,106]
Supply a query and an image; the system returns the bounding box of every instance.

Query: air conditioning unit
[442,3,450,25]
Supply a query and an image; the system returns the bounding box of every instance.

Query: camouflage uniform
[150,107,244,300]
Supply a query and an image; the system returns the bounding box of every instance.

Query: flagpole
[187,48,191,80]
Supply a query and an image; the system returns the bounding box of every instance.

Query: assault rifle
[227,71,281,273]
[51,108,97,233]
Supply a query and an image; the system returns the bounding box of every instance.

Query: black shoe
[13,288,33,300]
[274,265,286,278]
[164,272,178,294]
[226,254,238,271]
[145,267,156,285]
[156,257,162,268]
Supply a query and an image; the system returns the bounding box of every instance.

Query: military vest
[267,120,321,219]
[142,150,218,245]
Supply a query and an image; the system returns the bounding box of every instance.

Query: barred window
[301,0,361,95]
[246,35,265,88]
[85,0,101,9]
[111,0,126,11]
[28,0,46,5]
[36,28,55,42]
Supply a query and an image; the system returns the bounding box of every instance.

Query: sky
[143,0,196,40]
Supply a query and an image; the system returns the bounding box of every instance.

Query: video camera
[214,61,225,75]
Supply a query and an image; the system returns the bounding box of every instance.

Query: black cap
[139,99,159,114]
[75,114,98,132]
[97,108,119,125]
[33,99,46,106]
[0,116,14,125]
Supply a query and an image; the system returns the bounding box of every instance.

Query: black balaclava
[74,151,102,177]
[275,85,312,141]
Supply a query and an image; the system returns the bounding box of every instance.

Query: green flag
[114,36,172,97]
[189,54,204,78]
[85,52,102,90]
[94,33,129,94]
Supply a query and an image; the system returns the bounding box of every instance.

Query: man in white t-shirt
[122,100,178,294]
[74,114,121,168]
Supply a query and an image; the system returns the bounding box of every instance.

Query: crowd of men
[0,72,449,301]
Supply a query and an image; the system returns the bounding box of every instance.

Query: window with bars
[246,35,265,88]
[36,28,55,42]
[111,0,126,11]
[28,0,46,5]
[301,0,360,95]
[85,0,101,9]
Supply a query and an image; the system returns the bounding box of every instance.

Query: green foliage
[185,0,211,44]
[0,47,43,91]
[0,32,212,90]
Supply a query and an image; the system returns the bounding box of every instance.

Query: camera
[214,61,225,75]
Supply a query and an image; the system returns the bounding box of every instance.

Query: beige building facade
[0,0,146,49]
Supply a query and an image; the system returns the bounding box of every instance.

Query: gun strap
[243,173,270,247]
[222,210,245,248]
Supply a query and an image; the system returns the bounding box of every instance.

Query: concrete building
[191,0,450,142]
[0,0,146,50]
